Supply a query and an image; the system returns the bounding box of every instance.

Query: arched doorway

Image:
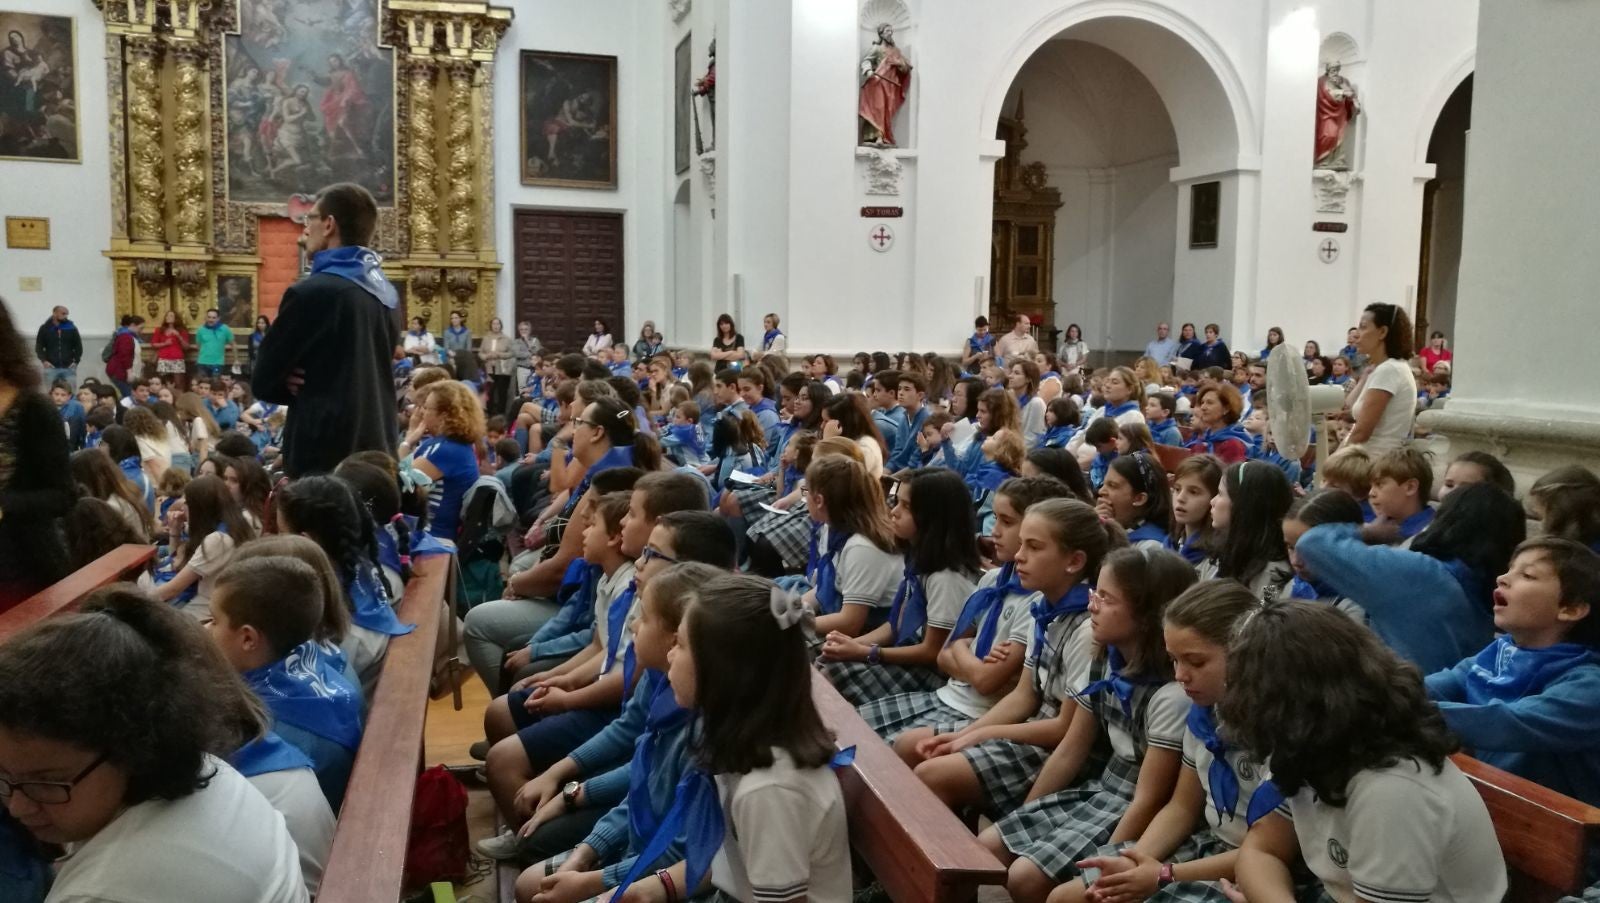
[1416,74,1472,349]
[982,11,1248,357]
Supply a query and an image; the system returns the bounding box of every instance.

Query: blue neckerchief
[968,333,994,355]
[617,745,856,899]
[1462,636,1600,701]
[1340,344,1359,359]
[1040,425,1076,449]
[1174,532,1207,565]
[1090,451,1115,491]
[348,561,416,637]
[1397,506,1436,539]
[447,325,467,338]
[665,423,705,457]
[231,731,315,778]
[1327,374,1350,386]
[626,674,694,846]
[375,524,404,574]
[1179,384,1198,396]
[309,246,398,308]
[1287,575,1336,601]
[672,367,687,380]
[1075,646,1160,719]
[946,563,1023,658]
[752,398,777,416]
[1017,392,1034,409]
[1148,417,1176,436]
[1128,521,1167,545]
[885,562,929,647]
[1030,584,1091,657]
[969,461,1013,494]
[245,643,363,751]
[563,446,636,517]
[1188,705,1285,826]
[1195,424,1251,452]
[601,579,639,682]
[556,559,602,619]
[762,328,783,350]
[1103,400,1139,419]
[811,526,850,615]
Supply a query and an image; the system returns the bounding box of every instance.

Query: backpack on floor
[403,765,470,889]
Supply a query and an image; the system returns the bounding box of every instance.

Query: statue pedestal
[1312,168,1359,214]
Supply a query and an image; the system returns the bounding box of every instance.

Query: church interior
[2,0,1600,901]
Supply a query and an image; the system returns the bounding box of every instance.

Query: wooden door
[513,209,624,353]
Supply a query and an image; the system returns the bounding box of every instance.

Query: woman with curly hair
[0,585,307,900]
[1224,602,1506,903]
[404,379,485,540]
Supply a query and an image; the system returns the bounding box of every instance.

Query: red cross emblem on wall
[869,223,895,253]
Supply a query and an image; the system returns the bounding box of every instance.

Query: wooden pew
[1152,443,1194,476]
[318,553,450,902]
[812,670,1007,902]
[1455,753,1600,902]
[0,544,155,644]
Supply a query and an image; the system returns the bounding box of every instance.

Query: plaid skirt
[746,508,813,571]
[820,659,946,707]
[996,752,1142,881]
[857,690,973,741]
[729,482,777,521]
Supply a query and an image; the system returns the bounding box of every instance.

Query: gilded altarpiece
[91,0,511,345]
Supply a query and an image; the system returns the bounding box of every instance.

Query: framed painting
[674,35,691,174]
[521,50,618,188]
[1189,181,1220,249]
[223,0,395,204]
[215,273,257,330]
[0,12,78,162]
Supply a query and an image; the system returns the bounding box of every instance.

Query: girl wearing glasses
[0,586,308,902]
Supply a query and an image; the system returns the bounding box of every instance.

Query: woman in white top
[1067,365,1146,458]
[581,318,615,357]
[820,393,889,479]
[1059,323,1089,373]
[153,474,257,621]
[1226,603,1506,903]
[1342,302,1418,453]
[0,586,308,903]
[69,447,156,542]
[176,392,219,465]
[402,316,438,363]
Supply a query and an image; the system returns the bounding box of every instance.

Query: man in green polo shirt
[194,307,234,378]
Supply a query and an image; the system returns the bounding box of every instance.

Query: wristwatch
[1157,862,1175,887]
[562,780,582,812]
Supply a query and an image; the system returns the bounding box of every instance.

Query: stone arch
[1417,51,1475,164]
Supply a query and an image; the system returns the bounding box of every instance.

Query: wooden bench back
[1152,443,1194,476]
[318,554,450,902]
[0,544,156,644]
[1455,754,1600,901]
[811,671,1007,902]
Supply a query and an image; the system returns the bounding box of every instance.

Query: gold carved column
[123,35,165,245]
[445,60,476,254]
[166,41,209,247]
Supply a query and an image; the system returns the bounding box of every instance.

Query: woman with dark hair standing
[0,297,73,609]
[709,313,746,372]
[247,315,271,377]
[1342,302,1417,452]
[1059,323,1088,372]
[1225,603,1505,903]
[581,318,614,358]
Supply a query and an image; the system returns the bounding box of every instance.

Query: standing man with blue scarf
[254,183,400,476]
[34,305,81,389]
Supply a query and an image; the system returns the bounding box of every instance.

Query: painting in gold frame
[0,11,79,163]
[520,50,618,189]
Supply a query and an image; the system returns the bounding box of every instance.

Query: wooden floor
[424,676,501,902]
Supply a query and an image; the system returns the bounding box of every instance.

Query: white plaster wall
[1449,0,1600,422]
[0,0,114,338]
[491,0,668,343]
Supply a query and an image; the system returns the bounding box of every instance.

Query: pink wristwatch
[1157,863,1175,886]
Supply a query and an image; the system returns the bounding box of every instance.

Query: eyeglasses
[0,752,108,805]
[572,417,601,429]
[641,545,679,566]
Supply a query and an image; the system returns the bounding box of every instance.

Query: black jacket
[253,273,400,477]
[0,391,74,604]
[35,318,82,370]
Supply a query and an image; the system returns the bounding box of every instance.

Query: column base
[1417,407,1600,492]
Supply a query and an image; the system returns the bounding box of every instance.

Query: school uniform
[743,503,815,574]
[807,527,903,629]
[1089,450,1115,493]
[1018,394,1048,449]
[710,748,852,903]
[660,421,710,467]
[1148,418,1183,447]
[993,651,1189,881]
[342,560,417,696]
[961,592,1098,818]
[232,733,336,898]
[247,641,365,809]
[939,427,987,477]
[859,564,1039,739]
[178,531,238,622]
[1425,636,1600,808]
[46,756,307,903]
[1288,757,1505,903]
[821,566,977,705]
[1195,557,1293,602]
[1127,520,1169,553]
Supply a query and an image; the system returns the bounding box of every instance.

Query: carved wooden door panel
[513,209,625,353]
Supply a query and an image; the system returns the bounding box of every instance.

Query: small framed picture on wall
[1189,181,1221,249]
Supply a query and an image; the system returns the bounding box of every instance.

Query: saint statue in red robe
[858,24,911,148]
[1314,61,1360,170]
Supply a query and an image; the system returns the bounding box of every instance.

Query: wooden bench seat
[812,670,1007,902]
[319,553,451,902]
[0,544,155,644]
[1456,753,1600,902]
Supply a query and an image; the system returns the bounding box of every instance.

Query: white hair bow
[769,585,806,630]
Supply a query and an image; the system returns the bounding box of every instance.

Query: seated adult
[1185,383,1251,464]
[0,585,307,902]
[405,380,486,541]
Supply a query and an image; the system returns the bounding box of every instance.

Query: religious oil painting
[674,35,691,175]
[1190,181,1221,249]
[215,274,256,330]
[224,0,395,205]
[521,50,618,189]
[0,12,78,162]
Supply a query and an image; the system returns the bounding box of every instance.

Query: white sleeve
[188,532,235,577]
[924,570,978,630]
[1143,682,1190,751]
[731,783,826,903]
[1002,591,1038,647]
[838,542,902,609]
[1345,768,1451,903]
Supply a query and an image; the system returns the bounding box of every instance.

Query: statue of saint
[1314,61,1360,170]
[858,24,911,148]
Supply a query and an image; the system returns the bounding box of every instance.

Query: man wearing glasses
[253,182,402,476]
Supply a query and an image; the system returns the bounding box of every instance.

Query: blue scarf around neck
[810,526,850,615]
[1103,400,1139,419]
[1030,583,1091,658]
[885,562,929,647]
[1462,635,1600,701]
[310,246,398,309]
[1187,705,1285,826]
[231,731,315,778]
[947,562,1024,658]
[245,642,363,752]
[1040,425,1076,449]
[626,673,695,847]
[1075,646,1159,719]
[347,561,416,637]
[599,578,639,686]
[762,328,783,349]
